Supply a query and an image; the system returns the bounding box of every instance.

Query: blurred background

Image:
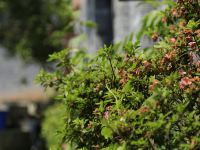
[0,0,153,149]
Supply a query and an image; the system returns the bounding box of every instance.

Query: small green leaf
[101,127,113,139]
[81,20,97,28]
[187,20,200,29]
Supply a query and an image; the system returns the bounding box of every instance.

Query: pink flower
[188,42,196,48]
[178,69,186,76]
[139,106,150,113]
[170,38,176,43]
[164,51,175,61]
[186,36,192,42]
[152,79,159,85]
[179,77,192,89]
[103,111,109,119]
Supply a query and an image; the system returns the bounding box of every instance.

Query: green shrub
[37,0,200,149]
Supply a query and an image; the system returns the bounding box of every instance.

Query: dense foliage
[0,0,73,62]
[37,0,200,149]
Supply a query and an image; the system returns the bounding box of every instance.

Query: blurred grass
[42,103,75,150]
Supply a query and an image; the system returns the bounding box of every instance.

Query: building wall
[0,47,48,103]
[113,0,152,43]
[79,0,152,52]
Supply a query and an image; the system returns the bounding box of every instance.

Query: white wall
[113,1,152,43]
[0,46,42,94]
[79,0,152,52]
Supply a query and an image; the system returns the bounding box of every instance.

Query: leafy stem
[107,56,116,88]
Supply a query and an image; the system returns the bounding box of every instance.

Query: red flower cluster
[143,61,152,70]
[179,76,199,90]
[164,51,176,61]
[118,69,128,85]
[149,79,159,91]
[170,38,177,43]
[139,106,150,113]
[179,77,192,89]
